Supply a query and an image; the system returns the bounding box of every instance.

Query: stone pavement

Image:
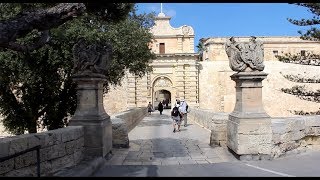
[91,109,320,177]
[102,109,236,166]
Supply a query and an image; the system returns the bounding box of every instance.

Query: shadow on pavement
[137,118,172,127]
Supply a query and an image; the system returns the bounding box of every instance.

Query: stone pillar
[69,75,112,158]
[227,71,272,160]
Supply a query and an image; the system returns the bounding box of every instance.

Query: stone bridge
[1,107,319,176]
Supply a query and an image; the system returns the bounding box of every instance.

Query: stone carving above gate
[225,36,265,72]
[154,77,172,87]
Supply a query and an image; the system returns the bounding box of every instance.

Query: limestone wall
[198,60,320,117]
[103,77,129,116]
[271,116,320,158]
[111,107,147,148]
[0,126,84,177]
[188,108,228,146]
[189,108,320,158]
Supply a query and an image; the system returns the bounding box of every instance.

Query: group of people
[171,99,188,133]
[147,101,164,115]
[147,99,189,133]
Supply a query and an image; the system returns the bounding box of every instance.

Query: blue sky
[136,3,315,50]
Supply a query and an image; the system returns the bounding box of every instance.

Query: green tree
[0,3,156,134]
[0,3,134,52]
[196,38,209,61]
[277,3,320,115]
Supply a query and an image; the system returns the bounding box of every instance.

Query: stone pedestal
[69,74,112,158]
[227,71,272,160]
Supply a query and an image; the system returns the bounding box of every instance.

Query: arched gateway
[152,76,173,109]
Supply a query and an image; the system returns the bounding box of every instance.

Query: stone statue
[72,38,112,76]
[225,36,265,72]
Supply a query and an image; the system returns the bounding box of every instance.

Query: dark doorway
[154,90,171,110]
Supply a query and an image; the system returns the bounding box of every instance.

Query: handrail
[0,145,41,177]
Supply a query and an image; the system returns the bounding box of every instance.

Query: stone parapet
[111,107,148,148]
[271,115,320,158]
[0,126,84,177]
[188,108,228,146]
[190,107,320,159]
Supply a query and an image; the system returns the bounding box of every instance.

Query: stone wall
[111,107,147,148]
[0,126,84,177]
[103,78,129,116]
[188,108,228,146]
[189,108,320,158]
[272,115,320,158]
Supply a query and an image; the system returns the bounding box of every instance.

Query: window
[273,50,278,56]
[159,43,165,54]
[301,50,306,57]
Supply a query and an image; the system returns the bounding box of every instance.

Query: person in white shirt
[179,99,188,127]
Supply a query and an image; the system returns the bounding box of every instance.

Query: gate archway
[152,76,175,110]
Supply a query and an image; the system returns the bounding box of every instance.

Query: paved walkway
[92,109,320,177]
[100,109,236,166]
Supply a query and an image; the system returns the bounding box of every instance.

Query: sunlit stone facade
[103,13,320,117]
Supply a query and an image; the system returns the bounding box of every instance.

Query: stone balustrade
[0,126,84,177]
[111,107,148,148]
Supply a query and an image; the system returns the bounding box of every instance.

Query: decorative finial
[158,3,165,17]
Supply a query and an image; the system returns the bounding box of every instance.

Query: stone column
[69,74,112,158]
[227,71,272,160]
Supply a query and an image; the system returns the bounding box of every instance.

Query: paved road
[93,109,320,177]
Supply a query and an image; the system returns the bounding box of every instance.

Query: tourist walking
[158,101,164,115]
[147,102,153,115]
[179,99,189,127]
[171,103,182,133]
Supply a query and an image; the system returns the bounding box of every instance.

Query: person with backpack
[171,103,182,133]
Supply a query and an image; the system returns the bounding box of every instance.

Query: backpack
[171,107,179,117]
